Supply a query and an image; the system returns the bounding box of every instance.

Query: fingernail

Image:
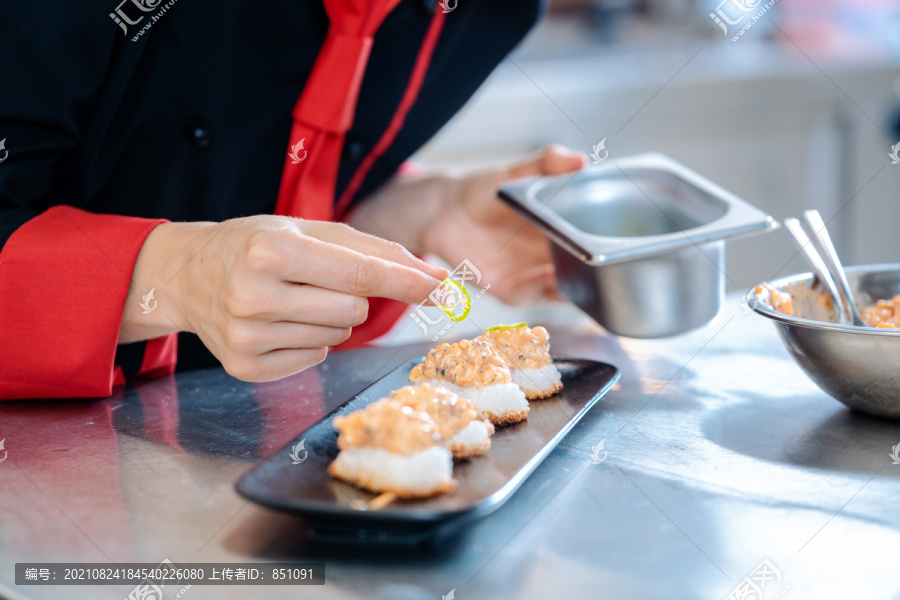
[400,246,447,278]
[424,268,450,284]
[399,245,425,265]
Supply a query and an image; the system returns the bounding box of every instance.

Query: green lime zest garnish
[485,322,528,331]
[435,279,472,322]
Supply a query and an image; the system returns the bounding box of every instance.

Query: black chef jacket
[0,0,541,372]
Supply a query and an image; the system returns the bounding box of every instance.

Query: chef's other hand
[349,145,586,306]
[120,216,448,381]
[431,145,585,305]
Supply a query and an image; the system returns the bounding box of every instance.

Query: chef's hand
[120,216,447,381]
[348,145,586,305]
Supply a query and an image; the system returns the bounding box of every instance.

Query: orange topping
[478,325,552,369]
[332,399,439,455]
[388,384,477,440]
[409,339,511,388]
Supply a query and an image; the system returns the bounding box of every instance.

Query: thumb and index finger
[272,147,586,304]
[486,144,587,187]
[287,221,449,305]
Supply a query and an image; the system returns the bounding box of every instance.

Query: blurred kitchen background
[386,0,900,343]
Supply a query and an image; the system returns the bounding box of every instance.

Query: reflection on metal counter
[2,300,899,599]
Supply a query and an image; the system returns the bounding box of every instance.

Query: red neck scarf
[274,1,447,348]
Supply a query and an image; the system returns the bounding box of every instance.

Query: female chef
[0,0,584,399]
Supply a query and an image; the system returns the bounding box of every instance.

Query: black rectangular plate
[236,357,619,535]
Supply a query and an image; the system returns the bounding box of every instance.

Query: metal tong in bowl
[783,210,866,326]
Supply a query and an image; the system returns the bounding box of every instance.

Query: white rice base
[510,364,562,396]
[448,419,492,447]
[446,419,493,456]
[423,381,528,421]
[330,446,453,496]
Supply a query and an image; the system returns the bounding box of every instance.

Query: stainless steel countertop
[2,297,899,600]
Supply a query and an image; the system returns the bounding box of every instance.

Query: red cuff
[334,296,410,350]
[0,206,176,399]
[111,335,179,388]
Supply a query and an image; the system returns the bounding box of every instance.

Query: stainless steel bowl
[499,153,778,338]
[747,264,900,419]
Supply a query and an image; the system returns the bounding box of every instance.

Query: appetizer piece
[479,323,563,400]
[328,399,455,498]
[389,383,495,459]
[409,339,529,426]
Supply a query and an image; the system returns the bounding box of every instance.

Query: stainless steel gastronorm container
[499,153,779,338]
[747,264,900,419]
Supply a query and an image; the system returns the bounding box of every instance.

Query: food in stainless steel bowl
[859,295,900,329]
[752,283,796,316]
[747,264,900,419]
